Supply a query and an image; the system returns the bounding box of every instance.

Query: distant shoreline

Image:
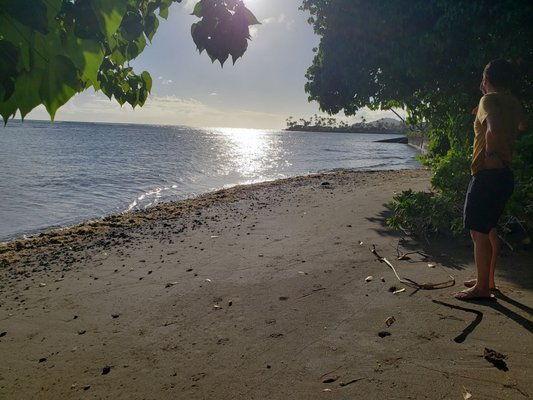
[284,126,406,135]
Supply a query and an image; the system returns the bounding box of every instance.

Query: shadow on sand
[432,292,533,344]
[368,204,533,290]
[489,292,533,333]
[432,300,484,343]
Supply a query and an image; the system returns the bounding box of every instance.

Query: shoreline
[0,170,366,247]
[0,166,417,247]
[1,168,532,399]
[2,169,416,269]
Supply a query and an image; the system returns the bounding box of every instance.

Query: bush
[387,117,471,238]
[507,131,533,231]
[387,189,463,237]
[429,147,471,205]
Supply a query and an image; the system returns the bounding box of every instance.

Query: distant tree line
[284,114,406,133]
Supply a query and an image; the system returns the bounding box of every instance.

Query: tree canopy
[301,0,532,121]
[0,0,259,123]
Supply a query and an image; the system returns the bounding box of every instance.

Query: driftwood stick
[402,250,431,259]
[371,245,455,290]
[395,239,430,259]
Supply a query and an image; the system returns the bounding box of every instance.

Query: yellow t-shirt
[472,92,524,175]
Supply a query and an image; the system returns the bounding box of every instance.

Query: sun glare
[219,128,267,152]
[217,128,270,178]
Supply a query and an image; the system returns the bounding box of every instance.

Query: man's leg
[455,229,493,299]
[463,227,498,290]
[488,228,499,288]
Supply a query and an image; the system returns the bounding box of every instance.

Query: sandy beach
[0,169,531,399]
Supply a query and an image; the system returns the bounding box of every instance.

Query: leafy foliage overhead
[300,0,532,121]
[0,0,259,123]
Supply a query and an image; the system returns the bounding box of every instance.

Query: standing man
[456,59,527,300]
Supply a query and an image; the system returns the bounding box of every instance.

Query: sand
[0,169,531,399]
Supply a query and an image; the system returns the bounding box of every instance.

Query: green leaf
[0,68,43,123]
[13,69,43,119]
[138,86,148,105]
[91,0,129,42]
[159,7,169,19]
[230,38,248,64]
[147,1,158,14]
[141,71,152,92]
[159,0,176,19]
[72,0,103,40]
[121,11,145,41]
[144,13,159,42]
[63,36,105,86]
[125,35,147,59]
[0,79,14,102]
[1,0,49,34]
[0,90,17,124]
[0,40,19,94]
[191,1,205,18]
[39,55,83,120]
[191,22,207,53]
[110,44,127,64]
[0,16,32,70]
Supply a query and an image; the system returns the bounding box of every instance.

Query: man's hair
[484,59,515,89]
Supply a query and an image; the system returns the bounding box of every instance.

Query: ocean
[0,120,420,242]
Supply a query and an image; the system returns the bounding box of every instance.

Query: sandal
[454,290,495,301]
[463,279,499,291]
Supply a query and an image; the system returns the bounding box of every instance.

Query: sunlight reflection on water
[215,127,282,179]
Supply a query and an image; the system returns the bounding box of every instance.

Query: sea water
[0,120,420,241]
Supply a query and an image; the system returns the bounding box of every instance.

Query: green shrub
[387,189,463,237]
[507,131,533,230]
[430,147,471,204]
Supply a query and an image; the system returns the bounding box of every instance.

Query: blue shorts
[463,168,514,234]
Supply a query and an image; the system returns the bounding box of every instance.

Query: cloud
[249,25,260,39]
[22,90,406,130]
[181,0,197,12]
[157,76,173,86]
[261,13,293,30]
[262,14,286,25]
[23,92,289,129]
[246,13,294,39]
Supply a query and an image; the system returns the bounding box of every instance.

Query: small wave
[323,148,350,153]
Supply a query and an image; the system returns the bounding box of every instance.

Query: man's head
[480,59,514,94]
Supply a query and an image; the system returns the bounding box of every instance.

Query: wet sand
[0,169,532,399]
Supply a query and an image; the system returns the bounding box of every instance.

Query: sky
[26,0,401,129]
